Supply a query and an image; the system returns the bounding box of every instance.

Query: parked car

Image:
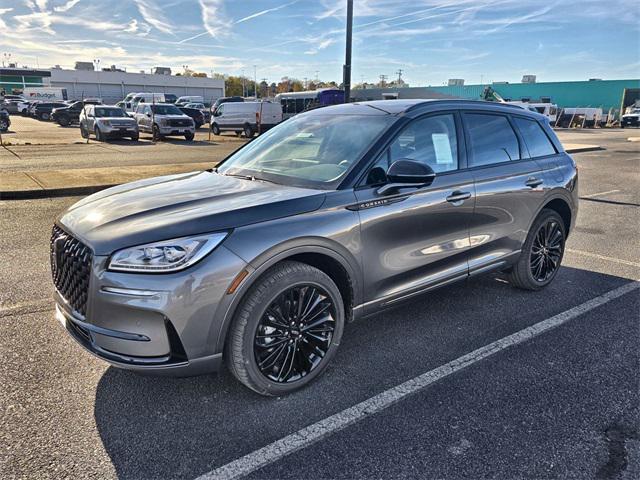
[51,100,578,395]
[2,97,25,114]
[184,102,210,123]
[165,93,178,104]
[133,103,195,140]
[621,108,640,128]
[17,100,32,115]
[27,101,42,117]
[52,100,103,126]
[211,101,282,137]
[212,96,244,110]
[79,105,139,142]
[129,93,165,113]
[178,106,205,128]
[33,102,67,121]
[0,108,10,132]
[175,95,204,106]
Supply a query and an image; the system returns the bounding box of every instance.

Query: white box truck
[23,87,68,102]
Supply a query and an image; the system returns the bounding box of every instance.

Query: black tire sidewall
[232,264,345,396]
[212,123,220,135]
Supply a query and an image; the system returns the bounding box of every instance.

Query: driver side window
[365,114,459,185]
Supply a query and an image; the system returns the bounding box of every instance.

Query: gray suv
[51,100,578,396]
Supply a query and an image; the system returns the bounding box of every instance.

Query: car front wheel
[211,123,220,135]
[226,261,345,396]
[509,209,566,290]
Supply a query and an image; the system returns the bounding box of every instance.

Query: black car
[178,106,205,128]
[52,100,102,126]
[33,102,67,121]
[212,96,244,110]
[0,108,10,132]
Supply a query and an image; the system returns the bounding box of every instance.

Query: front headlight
[108,232,227,273]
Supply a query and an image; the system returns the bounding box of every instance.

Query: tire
[39,112,50,121]
[509,209,566,291]
[184,131,195,141]
[152,123,161,141]
[226,261,345,396]
[0,120,8,132]
[130,135,139,142]
[58,115,70,127]
[80,124,89,139]
[235,130,242,137]
[243,124,254,138]
[212,123,220,135]
[95,127,104,142]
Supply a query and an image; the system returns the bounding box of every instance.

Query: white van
[505,101,558,124]
[129,93,166,112]
[176,95,204,106]
[211,101,282,137]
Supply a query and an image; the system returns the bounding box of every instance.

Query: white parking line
[581,189,620,199]
[197,280,640,480]
[566,249,640,268]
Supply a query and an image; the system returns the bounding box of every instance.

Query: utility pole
[379,74,388,88]
[395,69,403,85]
[343,0,353,103]
[253,65,257,98]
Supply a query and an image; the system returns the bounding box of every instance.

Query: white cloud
[236,1,298,24]
[199,0,230,37]
[53,0,81,12]
[133,0,173,35]
[304,38,336,55]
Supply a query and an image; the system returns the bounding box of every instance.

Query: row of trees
[178,71,405,97]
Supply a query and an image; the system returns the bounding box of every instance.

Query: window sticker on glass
[432,133,454,165]
[295,132,314,138]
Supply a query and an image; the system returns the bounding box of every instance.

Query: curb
[1,184,117,201]
[565,146,603,154]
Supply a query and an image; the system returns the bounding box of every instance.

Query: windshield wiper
[221,172,255,181]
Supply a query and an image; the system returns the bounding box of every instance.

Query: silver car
[52,100,578,396]
[79,105,139,142]
[134,103,195,141]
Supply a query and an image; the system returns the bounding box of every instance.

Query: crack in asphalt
[596,422,640,479]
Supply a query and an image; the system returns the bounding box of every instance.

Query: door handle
[446,191,472,203]
[525,177,543,188]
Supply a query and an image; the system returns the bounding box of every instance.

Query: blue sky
[0,0,638,85]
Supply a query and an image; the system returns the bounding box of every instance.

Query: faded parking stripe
[197,280,640,480]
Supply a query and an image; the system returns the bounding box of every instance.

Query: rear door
[462,111,546,272]
[356,112,475,312]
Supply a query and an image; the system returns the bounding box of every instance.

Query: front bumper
[621,117,639,127]
[158,125,195,136]
[54,243,248,375]
[101,125,139,137]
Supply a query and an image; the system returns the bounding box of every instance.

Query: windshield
[151,105,183,115]
[95,107,127,117]
[217,113,394,189]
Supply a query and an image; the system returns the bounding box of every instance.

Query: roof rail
[404,99,525,113]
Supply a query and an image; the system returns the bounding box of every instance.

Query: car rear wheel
[39,112,50,121]
[211,123,220,135]
[226,261,345,396]
[509,209,566,290]
[58,115,70,127]
[243,124,254,138]
[0,119,8,132]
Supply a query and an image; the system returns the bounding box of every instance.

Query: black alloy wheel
[254,284,336,384]
[530,218,564,282]
[508,209,566,290]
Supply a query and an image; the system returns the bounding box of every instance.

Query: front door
[356,112,475,313]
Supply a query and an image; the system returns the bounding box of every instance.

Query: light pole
[343,0,353,103]
[3,52,11,67]
[93,59,101,100]
[253,65,257,98]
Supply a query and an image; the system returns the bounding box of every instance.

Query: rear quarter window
[513,117,557,158]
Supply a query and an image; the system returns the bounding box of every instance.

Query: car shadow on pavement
[93,266,638,479]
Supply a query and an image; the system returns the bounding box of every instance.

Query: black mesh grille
[169,119,191,127]
[50,225,92,316]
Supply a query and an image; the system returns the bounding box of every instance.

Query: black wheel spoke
[254,284,336,383]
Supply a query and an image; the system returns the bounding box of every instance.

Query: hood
[155,114,191,120]
[58,171,326,255]
[97,116,137,122]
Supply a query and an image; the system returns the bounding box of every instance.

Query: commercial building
[352,79,640,113]
[0,66,225,104]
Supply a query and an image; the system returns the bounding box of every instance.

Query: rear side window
[465,113,520,167]
[514,117,557,158]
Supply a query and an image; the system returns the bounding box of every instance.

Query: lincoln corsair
[51,100,578,396]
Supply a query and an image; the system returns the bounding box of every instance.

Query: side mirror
[377,159,436,195]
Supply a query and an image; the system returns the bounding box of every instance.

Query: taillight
[256,111,260,123]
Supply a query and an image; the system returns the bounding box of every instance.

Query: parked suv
[52,100,102,126]
[33,101,67,121]
[134,103,195,140]
[51,100,578,396]
[79,105,139,141]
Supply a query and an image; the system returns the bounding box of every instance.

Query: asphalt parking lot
[0,129,639,479]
